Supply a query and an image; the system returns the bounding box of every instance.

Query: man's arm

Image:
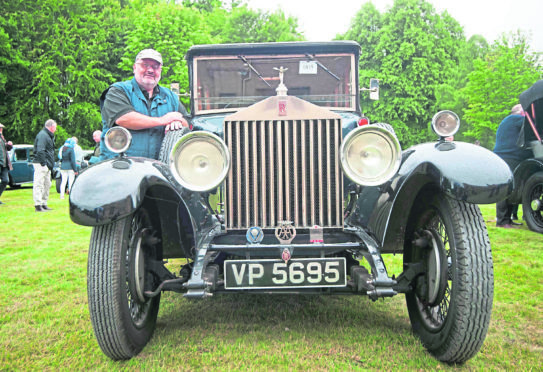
[102,87,187,131]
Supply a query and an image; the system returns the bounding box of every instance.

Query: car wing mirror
[360,78,380,101]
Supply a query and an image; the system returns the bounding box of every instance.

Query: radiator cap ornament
[275,221,296,244]
[246,226,264,244]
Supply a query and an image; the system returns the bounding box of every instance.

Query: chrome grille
[224,119,343,230]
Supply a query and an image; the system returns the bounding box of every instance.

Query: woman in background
[59,138,78,199]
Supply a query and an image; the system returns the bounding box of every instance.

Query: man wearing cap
[99,48,188,160]
[0,123,13,205]
[32,119,57,212]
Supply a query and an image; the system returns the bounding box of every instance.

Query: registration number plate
[224,258,346,289]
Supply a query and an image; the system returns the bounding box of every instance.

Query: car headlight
[104,127,132,154]
[170,131,230,192]
[340,125,401,186]
[431,110,460,138]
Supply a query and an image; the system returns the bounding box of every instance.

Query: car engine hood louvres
[223,96,344,230]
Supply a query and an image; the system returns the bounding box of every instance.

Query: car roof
[186,41,361,60]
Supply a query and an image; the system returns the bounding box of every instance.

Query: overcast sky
[246,0,543,53]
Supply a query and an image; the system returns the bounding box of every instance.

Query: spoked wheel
[522,172,543,234]
[404,192,493,363]
[88,207,161,360]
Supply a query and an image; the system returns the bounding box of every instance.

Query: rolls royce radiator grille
[224,119,344,230]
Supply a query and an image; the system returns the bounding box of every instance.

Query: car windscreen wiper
[305,54,340,81]
[238,55,272,88]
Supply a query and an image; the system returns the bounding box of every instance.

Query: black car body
[70,41,513,363]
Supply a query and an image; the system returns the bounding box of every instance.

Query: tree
[462,32,542,148]
[340,0,465,146]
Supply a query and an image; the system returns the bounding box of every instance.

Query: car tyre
[522,171,543,233]
[404,192,493,363]
[88,207,161,360]
[158,127,191,164]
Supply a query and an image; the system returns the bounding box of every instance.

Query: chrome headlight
[170,132,230,192]
[104,127,132,154]
[432,110,460,138]
[340,125,401,186]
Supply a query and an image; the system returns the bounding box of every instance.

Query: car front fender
[509,158,543,204]
[347,141,513,252]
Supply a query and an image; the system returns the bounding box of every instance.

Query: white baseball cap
[135,49,163,65]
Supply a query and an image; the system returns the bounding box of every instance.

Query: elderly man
[493,104,533,227]
[92,130,102,157]
[0,123,13,205]
[32,119,57,212]
[99,48,188,160]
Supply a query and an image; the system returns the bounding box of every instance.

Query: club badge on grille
[281,247,292,262]
[246,226,264,244]
[275,221,296,244]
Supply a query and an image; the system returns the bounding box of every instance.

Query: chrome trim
[224,118,343,229]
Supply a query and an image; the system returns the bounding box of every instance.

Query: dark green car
[8,145,34,188]
[70,41,514,364]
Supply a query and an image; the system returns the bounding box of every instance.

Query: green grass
[1,186,541,370]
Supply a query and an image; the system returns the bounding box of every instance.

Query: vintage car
[506,80,543,233]
[7,144,34,188]
[69,41,513,363]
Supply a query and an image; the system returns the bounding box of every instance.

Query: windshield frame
[190,52,358,116]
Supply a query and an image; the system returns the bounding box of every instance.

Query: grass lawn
[0,185,541,370]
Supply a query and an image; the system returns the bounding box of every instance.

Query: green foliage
[0,0,303,145]
[462,32,542,147]
[340,0,465,147]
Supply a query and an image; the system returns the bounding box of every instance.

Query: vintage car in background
[7,144,34,188]
[506,80,543,234]
[69,41,513,363]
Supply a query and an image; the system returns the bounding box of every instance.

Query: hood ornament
[273,66,288,96]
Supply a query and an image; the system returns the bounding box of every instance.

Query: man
[92,130,102,157]
[493,104,533,227]
[32,119,57,212]
[99,48,188,160]
[0,123,13,205]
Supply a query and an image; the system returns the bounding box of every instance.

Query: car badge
[278,100,287,116]
[310,225,324,243]
[246,226,264,244]
[275,220,296,244]
[281,247,292,262]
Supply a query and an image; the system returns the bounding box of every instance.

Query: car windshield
[192,53,356,115]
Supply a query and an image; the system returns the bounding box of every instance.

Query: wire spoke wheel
[404,191,493,364]
[88,207,161,360]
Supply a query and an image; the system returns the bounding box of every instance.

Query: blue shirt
[99,78,183,160]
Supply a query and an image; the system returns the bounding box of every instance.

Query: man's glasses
[136,62,162,71]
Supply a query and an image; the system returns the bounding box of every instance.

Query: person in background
[493,104,533,228]
[72,137,84,168]
[92,130,102,157]
[0,123,13,205]
[99,48,188,160]
[59,138,78,200]
[32,119,57,212]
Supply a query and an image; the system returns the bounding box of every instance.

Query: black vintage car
[506,80,543,233]
[69,41,513,363]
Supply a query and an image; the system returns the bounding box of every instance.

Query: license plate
[224,258,346,289]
